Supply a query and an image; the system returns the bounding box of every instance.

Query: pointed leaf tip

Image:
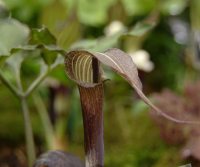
[30,27,56,45]
[65,48,200,124]
[93,48,200,125]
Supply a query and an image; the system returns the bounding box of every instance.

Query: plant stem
[33,93,55,149]
[25,60,61,97]
[15,69,36,167]
[25,68,49,97]
[0,70,22,98]
[21,97,36,167]
[0,69,36,166]
[0,58,62,166]
[78,84,104,167]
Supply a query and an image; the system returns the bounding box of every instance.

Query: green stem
[25,68,49,97]
[15,69,36,167]
[21,97,36,167]
[0,70,36,165]
[33,93,55,149]
[0,70,22,98]
[25,62,59,97]
[0,60,61,166]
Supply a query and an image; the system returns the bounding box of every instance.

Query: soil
[0,145,27,167]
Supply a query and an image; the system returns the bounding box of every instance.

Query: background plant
[1,0,200,167]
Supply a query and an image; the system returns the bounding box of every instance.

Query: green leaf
[0,55,7,66]
[37,45,65,65]
[160,0,188,15]
[122,0,157,16]
[77,0,115,25]
[71,14,157,52]
[20,55,42,78]
[92,34,120,52]
[3,0,53,22]
[0,18,29,55]
[40,0,67,35]
[71,39,98,50]
[10,44,65,66]
[30,27,56,45]
[41,48,60,66]
[0,1,10,19]
[40,0,81,49]
[127,22,155,37]
[71,34,119,52]
[27,27,66,65]
[57,20,81,49]
[124,12,158,38]
[10,45,37,53]
[6,51,25,77]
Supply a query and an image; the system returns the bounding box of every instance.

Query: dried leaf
[94,48,142,90]
[93,48,199,124]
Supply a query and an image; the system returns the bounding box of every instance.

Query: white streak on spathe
[82,55,91,82]
[78,54,86,81]
[75,55,82,80]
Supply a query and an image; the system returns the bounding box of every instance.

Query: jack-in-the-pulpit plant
[64,48,198,167]
[65,51,104,167]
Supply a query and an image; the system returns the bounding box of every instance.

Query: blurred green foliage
[143,21,185,90]
[1,0,200,166]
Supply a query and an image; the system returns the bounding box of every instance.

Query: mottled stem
[78,84,104,167]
